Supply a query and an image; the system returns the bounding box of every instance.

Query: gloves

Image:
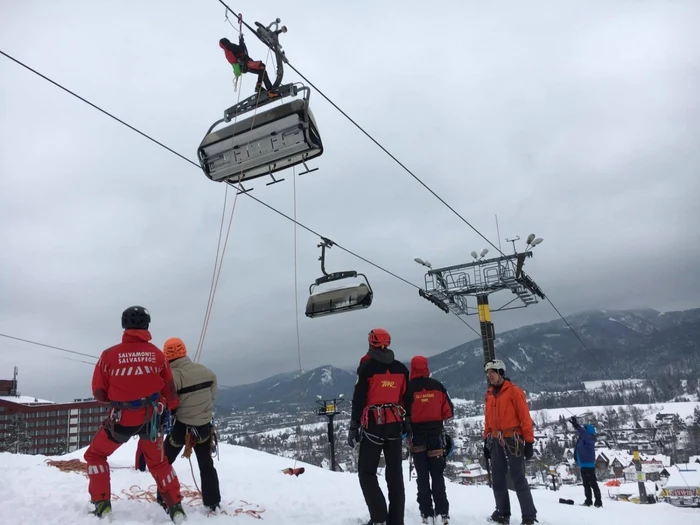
[347,421,360,448]
[524,441,534,460]
[483,439,490,460]
[569,416,579,428]
[401,421,412,441]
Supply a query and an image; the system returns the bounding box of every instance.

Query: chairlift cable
[0,47,633,440]
[210,3,627,399]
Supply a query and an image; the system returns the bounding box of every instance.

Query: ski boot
[487,510,510,524]
[167,502,186,523]
[156,491,168,513]
[89,500,112,519]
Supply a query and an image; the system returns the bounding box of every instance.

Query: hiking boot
[488,510,510,524]
[167,502,186,523]
[89,499,112,518]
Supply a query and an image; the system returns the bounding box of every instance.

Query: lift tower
[414,233,546,365]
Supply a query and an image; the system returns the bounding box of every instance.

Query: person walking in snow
[569,416,602,507]
[156,337,221,513]
[348,328,410,525]
[84,306,185,522]
[483,359,537,525]
[406,355,455,525]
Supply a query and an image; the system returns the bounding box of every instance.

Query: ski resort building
[0,375,107,455]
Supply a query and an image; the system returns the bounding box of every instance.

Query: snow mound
[1,438,698,524]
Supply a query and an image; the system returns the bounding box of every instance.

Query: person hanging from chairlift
[348,328,410,525]
[219,35,280,97]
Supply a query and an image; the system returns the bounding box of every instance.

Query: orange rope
[45,457,265,517]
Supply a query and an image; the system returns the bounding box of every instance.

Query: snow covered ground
[1,439,698,524]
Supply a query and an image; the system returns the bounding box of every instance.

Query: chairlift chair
[305,238,374,319]
[197,88,323,187]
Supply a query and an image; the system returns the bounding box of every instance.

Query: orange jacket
[483,379,534,443]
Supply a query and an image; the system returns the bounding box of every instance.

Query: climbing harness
[358,403,407,445]
[487,430,525,457]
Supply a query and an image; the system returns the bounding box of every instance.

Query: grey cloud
[1,0,699,402]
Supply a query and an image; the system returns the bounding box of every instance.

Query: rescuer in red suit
[348,328,411,525]
[406,355,455,524]
[83,306,185,523]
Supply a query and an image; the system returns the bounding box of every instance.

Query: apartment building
[0,374,108,455]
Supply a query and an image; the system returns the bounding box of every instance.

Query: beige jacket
[169,356,217,427]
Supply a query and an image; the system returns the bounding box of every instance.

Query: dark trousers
[163,420,221,508]
[358,433,405,525]
[411,433,449,518]
[580,467,601,504]
[488,436,537,519]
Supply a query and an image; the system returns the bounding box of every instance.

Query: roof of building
[0,395,55,405]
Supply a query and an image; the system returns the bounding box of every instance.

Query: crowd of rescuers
[348,328,539,525]
[81,307,540,525]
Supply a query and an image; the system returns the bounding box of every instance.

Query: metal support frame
[418,251,545,317]
[416,236,545,368]
[316,396,345,472]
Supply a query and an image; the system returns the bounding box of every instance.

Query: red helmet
[368,328,391,349]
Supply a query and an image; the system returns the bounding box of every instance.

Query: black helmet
[121,306,151,330]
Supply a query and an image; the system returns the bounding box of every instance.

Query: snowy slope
[1,438,698,524]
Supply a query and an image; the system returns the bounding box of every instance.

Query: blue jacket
[574,424,596,468]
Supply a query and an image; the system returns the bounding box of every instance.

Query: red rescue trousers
[84,427,183,507]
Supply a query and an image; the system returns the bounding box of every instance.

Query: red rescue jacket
[91,329,179,426]
[406,356,454,434]
[351,348,409,438]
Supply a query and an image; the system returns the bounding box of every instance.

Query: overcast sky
[1,0,699,402]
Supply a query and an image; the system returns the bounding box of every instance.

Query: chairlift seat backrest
[198,99,323,184]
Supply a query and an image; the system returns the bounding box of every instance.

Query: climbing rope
[290,164,305,471]
[194,45,274,365]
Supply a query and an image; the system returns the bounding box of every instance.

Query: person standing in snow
[348,328,410,525]
[157,337,221,513]
[84,306,185,523]
[568,416,602,507]
[405,355,455,525]
[482,359,537,525]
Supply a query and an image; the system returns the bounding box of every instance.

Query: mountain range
[214,307,700,411]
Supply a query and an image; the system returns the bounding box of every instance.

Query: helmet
[484,359,506,374]
[368,328,391,349]
[121,306,151,330]
[163,337,187,361]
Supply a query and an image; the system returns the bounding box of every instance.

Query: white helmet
[484,359,506,373]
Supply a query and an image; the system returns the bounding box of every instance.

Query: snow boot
[167,502,186,523]
[89,499,112,519]
[438,514,450,524]
[520,518,538,525]
[581,499,592,507]
[594,500,603,508]
[488,510,510,524]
